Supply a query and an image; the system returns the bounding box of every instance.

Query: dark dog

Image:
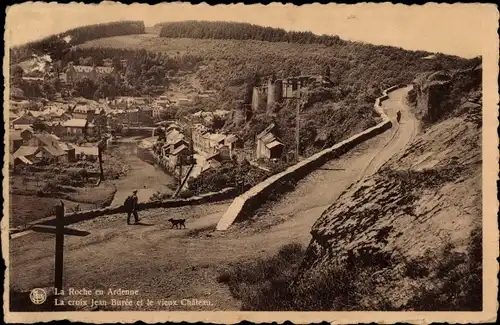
[168,218,186,229]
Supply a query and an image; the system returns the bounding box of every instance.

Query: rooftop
[266,140,284,149]
[208,133,226,143]
[74,146,99,156]
[257,123,276,140]
[172,144,189,155]
[63,119,88,128]
[11,130,23,141]
[43,144,66,157]
[224,134,240,144]
[13,146,39,158]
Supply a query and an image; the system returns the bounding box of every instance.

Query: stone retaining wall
[216,84,408,231]
[34,187,237,227]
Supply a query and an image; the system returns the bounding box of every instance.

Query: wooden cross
[31,201,90,293]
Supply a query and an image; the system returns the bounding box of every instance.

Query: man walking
[124,190,140,225]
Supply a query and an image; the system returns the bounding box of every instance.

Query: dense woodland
[158,20,345,46]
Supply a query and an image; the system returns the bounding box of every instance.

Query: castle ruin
[251,75,334,112]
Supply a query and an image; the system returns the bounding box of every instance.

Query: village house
[41,106,71,123]
[74,145,99,161]
[205,145,232,170]
[103,58,113,67]
[191,123,209,153]
[60,118,91,136]
[201,133,226,156]
[10,131,23,154]
[72,105,96,121]
[255,123,284,160]
[11,114,37,130]
[155,96,171,107]
[65,63,116,83]
[152,105,165,119]
[224,134,244,158]
[163,143,190,169]
[13,132,73,165]
[10,127,34,153]
[10,99,31,111]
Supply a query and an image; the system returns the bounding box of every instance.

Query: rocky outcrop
[294,66,482,310]
[411,64,482,123]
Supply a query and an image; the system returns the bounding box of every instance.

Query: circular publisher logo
[29,288,47,305]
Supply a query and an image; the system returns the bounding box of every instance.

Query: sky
[5,2,497,58]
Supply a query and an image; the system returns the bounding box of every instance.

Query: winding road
[9,86,418,311]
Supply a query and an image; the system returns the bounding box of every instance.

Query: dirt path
[108,143,177,206]
[9,87,418,311]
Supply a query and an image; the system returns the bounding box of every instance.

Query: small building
[164,137,189,158]
[152,105,166,119]
[205,149,231,169]
[65,64,115,83]
[205,133,226,155]
[12,146,40,165]
[103,58,113,67]
[10,126,34,153]
[256,123,284,160]
[10,130,24,153]
[13,155,34,167]
[13,144,67,164]
[72,105,96,121]
[224,134,244,154]
[74,146,99,161]
[191,124,209,153]
[11,115,36,130]
[23,132,74,162]
[166,144,190,169]
[61,118,89,136]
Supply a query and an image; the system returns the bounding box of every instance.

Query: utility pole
[54,202,65,293]
[295,93,301,162]
[97,140,105,181]
[178,154,183,189]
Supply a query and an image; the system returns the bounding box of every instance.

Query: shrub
[178,189,194,198]
[219,231,482,311]
[217,242,306,311]
[149,191,172,202]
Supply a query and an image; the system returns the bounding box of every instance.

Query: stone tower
[266,76,282,111]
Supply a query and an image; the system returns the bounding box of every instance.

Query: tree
[12,65,24,82]
[42,80,57,100]
[32,120,48,133]
[210,115,226,130]
[74,77,98,99]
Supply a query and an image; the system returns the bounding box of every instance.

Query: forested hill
[155,20,477,86]
[158,20,345,46]
[10,20,145,63]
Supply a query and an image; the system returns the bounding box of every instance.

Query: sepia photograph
[2,2,498,324]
